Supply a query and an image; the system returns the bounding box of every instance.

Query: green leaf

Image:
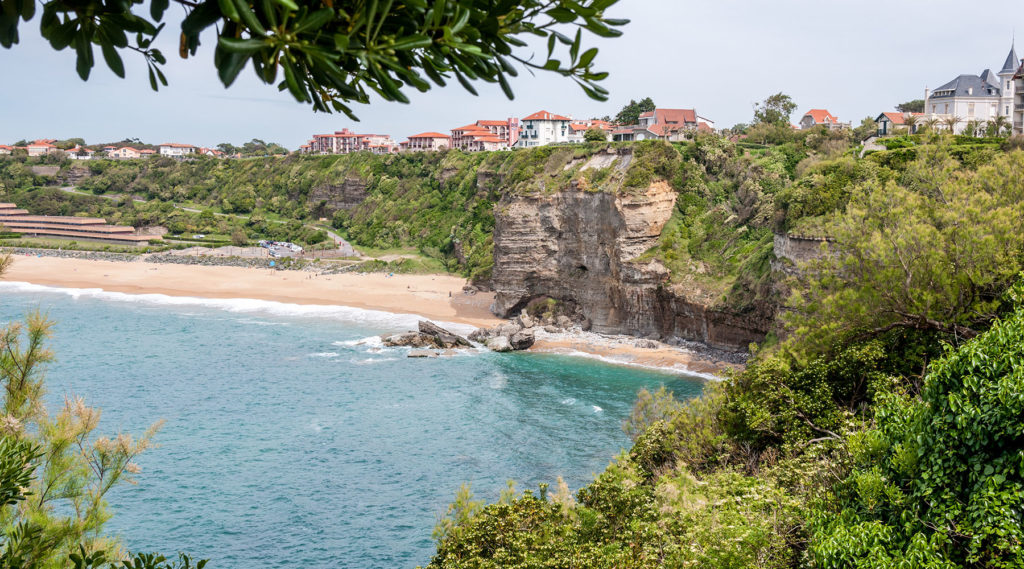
[545,7,576,23]
[390,33,431,51]
[218,36,267,53]
[294,8,334,34]
[270,0,298,10]
[150,0,169,22]
[100,42,125,77]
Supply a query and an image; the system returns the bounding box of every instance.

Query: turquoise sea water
[0,282,705,568]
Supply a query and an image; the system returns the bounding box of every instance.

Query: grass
[0,237,157,253]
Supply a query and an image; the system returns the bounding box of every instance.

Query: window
[968,103,975,117]
[944,103,949,114]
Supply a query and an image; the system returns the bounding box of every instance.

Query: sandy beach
[2,254,740,376]
[3,254,500,327]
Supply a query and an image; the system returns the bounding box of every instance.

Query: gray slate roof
[931,72,1001,98]
[1001,44,1019,73]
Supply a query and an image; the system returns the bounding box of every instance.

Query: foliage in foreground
[2,0,625,115]
[0,288,205,568]
[426,138,1024,568]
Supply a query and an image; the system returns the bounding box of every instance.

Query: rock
[556,315,573,329]
[634,339,659,349]
[485,336,513,352]
[509,329,535,350]
[495,323,522,337]
[543,325,560,333]
[488,156,771,351]
[418,320,471,348]
[467,328,490,343]
[517,312,534,329]
[382,332,439,348]
[407,349,438,358]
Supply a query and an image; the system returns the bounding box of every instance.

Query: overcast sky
[1,0,1021,149]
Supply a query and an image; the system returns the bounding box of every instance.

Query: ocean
[0,282,706,568]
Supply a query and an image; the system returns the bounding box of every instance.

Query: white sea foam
[0,281,464,333]
[561,398,577,405]
[308,352,340,358]
[592,405,603,413]
[555,349,723,381]
[351,357,398,365]
[488,372,507,389]
[334,336,384,349]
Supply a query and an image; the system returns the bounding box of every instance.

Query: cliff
[491,147,771,351]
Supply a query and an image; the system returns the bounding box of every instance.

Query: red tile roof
[522,110,571,121]
[159,142,195,148]
[804,109,837,124]
[880,112,905,125]
[476,120,509,126]
[28,141,55,148]
[408,132,451,139]
[650,108,697,124]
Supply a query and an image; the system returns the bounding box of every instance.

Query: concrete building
[108,147,142,159]
[307,129,397,154]
[0,203,157,246]
[400,132,451,152]
[26,140,56,156]
[450,119,518,151]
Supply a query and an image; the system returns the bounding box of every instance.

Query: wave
[308,352,340,358]
[351,357,398,365]
[0,281,465,333]
[551,349,724,381]
[333,336,384,349]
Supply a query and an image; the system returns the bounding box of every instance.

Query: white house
[1014,58,1024,135]
[0,145,12,155]
[158,143,196,157]
[65,146,93,160]
[925,44,1018,134]
[517,110,572,147]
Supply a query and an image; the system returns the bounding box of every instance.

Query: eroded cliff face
[491,181,769,351]
[306,177,367,216]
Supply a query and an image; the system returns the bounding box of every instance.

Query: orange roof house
[799,109,848,130]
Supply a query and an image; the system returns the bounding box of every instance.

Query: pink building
[308,129,397,154]
[450,118,518,151]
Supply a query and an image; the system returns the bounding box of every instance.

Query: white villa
[924,44,1019,134]
[516,110,572,147]
[158,142,196,157]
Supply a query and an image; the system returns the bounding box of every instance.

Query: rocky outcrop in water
[382,320,472,351]
[490,179,770,352]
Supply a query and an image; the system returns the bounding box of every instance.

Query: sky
[1,0,1022,149]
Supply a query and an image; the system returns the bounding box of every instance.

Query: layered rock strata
[490,182,768,351]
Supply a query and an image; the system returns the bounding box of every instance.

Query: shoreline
[1,254,742,377]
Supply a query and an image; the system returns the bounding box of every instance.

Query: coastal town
[4,0,1024,567]
[2,43,1022,159]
